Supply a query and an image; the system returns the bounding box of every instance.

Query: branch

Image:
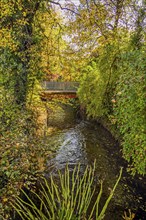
[49,0,80,16]
[86,0,90,13]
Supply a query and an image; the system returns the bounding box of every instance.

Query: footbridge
[42,81,79,94]
[41,81,79,100]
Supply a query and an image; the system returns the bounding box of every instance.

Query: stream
[41,104,146,219]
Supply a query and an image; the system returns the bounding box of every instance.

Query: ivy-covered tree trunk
[13,1,40,107]
[14,26,31,106]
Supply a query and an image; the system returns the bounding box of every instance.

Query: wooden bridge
[42,81,79,94]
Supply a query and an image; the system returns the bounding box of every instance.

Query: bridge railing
[42,81,79,91]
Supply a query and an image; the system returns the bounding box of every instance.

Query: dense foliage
[113,49,146,175]
[77,41,146,175]
[0,0,65,218]
[78,42,120,117]
[69,0,146,175]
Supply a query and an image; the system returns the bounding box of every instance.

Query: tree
[0,0,67,107]
[112,0,146,175]
[1,0,42,107]
[65,0,146,174]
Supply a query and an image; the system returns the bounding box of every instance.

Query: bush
[113,50,146,175]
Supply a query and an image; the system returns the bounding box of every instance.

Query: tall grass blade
[97,167,123,220]
[13,161,122,220]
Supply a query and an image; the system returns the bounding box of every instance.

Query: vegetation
[0,0,145,219]
[0,1,65,218]
[113,48,146,175]
[66,0,146,175]
[13,163,123,220]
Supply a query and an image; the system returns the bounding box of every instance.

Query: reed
[12,162,122,220]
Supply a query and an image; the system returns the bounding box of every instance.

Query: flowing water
[42,104,146,219]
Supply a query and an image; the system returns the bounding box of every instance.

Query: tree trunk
[13,1,40,107]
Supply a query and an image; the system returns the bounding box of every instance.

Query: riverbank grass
[12,162,122,220]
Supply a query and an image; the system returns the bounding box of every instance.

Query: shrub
[113,50,146,175]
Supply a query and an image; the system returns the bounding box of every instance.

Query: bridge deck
[43,90,77,94]
[42,81,79,94]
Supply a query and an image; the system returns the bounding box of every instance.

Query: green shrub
[113,50,146,175]
[77,44,120,119]
[77,60,108,118]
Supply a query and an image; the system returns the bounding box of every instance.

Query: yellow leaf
[23,12,26,17]
[3,197,8,203]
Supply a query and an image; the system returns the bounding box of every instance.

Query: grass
[12,161,123,220]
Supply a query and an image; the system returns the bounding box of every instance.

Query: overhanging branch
[49,0,80,16]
